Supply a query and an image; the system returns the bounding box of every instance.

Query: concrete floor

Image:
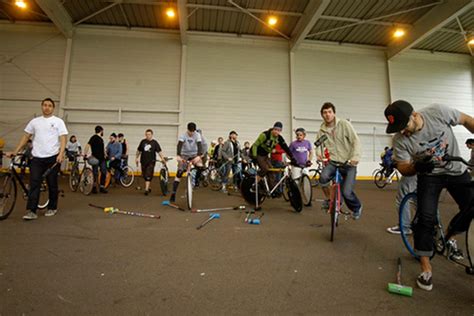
[1,177,473,315]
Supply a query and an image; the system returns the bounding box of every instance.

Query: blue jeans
[222,162,242,187]
[396,175,417,231]
[319,162,361,212]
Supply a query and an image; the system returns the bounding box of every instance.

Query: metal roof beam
[186,3,303,17]
[320,15,412,28]
[73,1,120,26]
[35,0,74,37]
[386,0,474,60]
[290,0,331,51]
[177,0,188,44]
[456,16,473,55]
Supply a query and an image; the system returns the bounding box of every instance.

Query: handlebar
[442,155,474,168]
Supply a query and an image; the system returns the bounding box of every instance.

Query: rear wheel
[120,165,135,187]
[240,174,265,206]
[208,167,223,191]
[159,167,169,196]
[374,170,387,189]
[69,164,80,192]
[80,168,94,195]
[0,174,17,220]
[300,175,312,206]
[286,178,303,213]
[466,218,474,274]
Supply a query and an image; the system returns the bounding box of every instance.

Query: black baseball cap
[229,130,238,136]
[384,100,414,134]
[273,121,283,129]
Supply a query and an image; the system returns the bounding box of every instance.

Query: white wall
[390,51,473,158]
[184,36,291,145]
[1,24,473,176]
[0,24,66,151]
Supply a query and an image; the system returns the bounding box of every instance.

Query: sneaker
[446,239,464,260]
[387,225,413,235]
[23,211,38,220]
[100,187,108,194]
[352,205,363,220]
[321,199,330,211]
[416,271,433,291]
[144,189,151,196]
[170,193,176,203]
[44,209,57,217]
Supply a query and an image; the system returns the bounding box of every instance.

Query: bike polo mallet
[191,205,245,213]
[196,213,220,230]
[89,204,160,219]
[387,258,413,297]
[162,200,186,212]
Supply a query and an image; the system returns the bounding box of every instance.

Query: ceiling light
[15,0,27,9]
[268,16,278,26]
[166,7,175,18]
[467,36,474,46]
[393,28,405,38]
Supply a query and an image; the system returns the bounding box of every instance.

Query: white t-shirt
[25,116,68,158]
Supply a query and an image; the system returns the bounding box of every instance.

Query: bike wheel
[0,174,17,220]
[374,170,387,189]
[300,175,312,206]
[282,180,290,201]
[159,167,169,196]
[69,166,80,192]
[37,181,49,209]
[80,168,94,195]
[286,178,303,213]
[120,165,135,188]
[240,174,265,206]
[208,167,223,191]
[466,218,474,275]
[307,168,320,187]
[186,170,194,210]
[399,193,418,258]
[329,184,340,242]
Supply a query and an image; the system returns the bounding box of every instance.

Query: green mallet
[388,258,413,297]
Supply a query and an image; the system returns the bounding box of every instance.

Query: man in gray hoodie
[221,131,242,193]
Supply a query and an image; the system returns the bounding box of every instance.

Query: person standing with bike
[169,122,204,203]
[317,102,363,220]
[7,98,68,220]
[136,129,166,196]
[385,100,474,291]
[84,126,108,194]
[221,131,242,194]
[106,133,123,185]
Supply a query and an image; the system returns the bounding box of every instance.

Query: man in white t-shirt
[8,98,68,220]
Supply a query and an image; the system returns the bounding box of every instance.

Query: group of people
[5,97,474,292]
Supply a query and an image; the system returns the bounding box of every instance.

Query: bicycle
[291,165,313,207]
[399,155,474,275]
[327,161,354,242]
[158,157,173,196]
[373,164,400,189]
[0,154,54,220]
[240,163,303,213]
[106,158,135,188]
[181,158,202,210]
[207,156,241,192]
[307,161,324,187]
[69,153,85,192]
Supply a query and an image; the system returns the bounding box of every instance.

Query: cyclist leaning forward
[250,121,297,197]
[169,122,204,203]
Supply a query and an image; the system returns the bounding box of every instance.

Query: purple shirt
[289,140,312,166]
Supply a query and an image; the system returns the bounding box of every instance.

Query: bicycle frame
[254,166,289,209]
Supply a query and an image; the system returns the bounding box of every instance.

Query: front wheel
[300,175,312,206]
[466,218,474,273]
[286,178,303,213]
[80,168,94,195]
[120,166,135,188]
[0,174,17,220]
[240,174,265,206]
[69,165,80,192]
[186,169,194,210]
[329,183,340,242]
[374,170,387,189]
[159,167,169,196]
[307,168,320,187]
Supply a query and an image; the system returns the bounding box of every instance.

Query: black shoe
[416,272,433,291]
[100,188,108,194]
[170,194,176,203]
[144,189,151,196]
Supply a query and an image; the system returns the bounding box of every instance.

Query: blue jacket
[106,141,122,160]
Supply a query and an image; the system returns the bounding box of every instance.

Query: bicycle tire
[0,174,17,220]
[69,165,80,192]
[159,167,169,196]
[37,181,49,209]
[80,168,94,195]
[186,170,194,210]
[208,167,223,191]
[240,174,265,206]
[329,183,340,242]
[300,174,312,206]
[307,168,320,187]
[374,170,387,189]
[286,178,303,213]
[282,180,289,201]
[466,218,474,274]
[120,165,135,188]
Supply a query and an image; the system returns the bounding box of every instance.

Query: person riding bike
[385,100,474,291]
[106,133,123,185]
[169,122,204,203]
[250,121,297,189]
[380,146,395,177]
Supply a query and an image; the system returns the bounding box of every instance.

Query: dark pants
[415,171,473,257]
[141,162,155,181]
[92,160,107,187]
[222,161,242,187]
[256,155,275,186]
[109,159,121,181]
[27,155,60,213]
[319,162,361,212]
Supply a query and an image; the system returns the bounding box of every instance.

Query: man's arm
[135,150,141,166]
[11,132,32,156]
[57,135,67,163]
[395,160,417,176]
[459,113,474,133]
[197,141,203,156]
[346,122,361,165]
[177,141,184,157]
